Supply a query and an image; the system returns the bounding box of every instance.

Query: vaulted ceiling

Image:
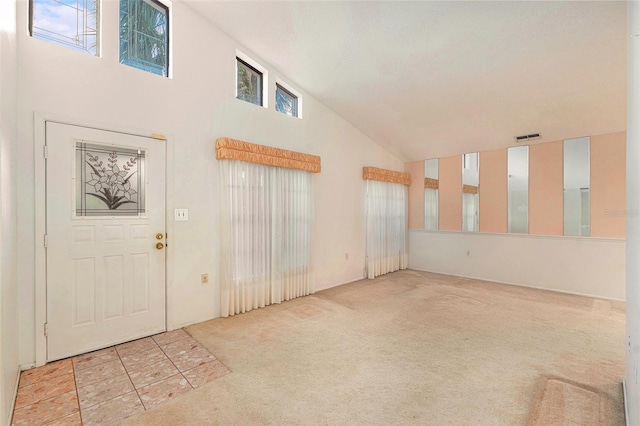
[186,1,627,162]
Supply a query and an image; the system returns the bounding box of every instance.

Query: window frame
[275,82,299,118]
[119,0,171,77]
[236,57,264,106]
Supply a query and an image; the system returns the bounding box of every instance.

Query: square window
[30,0,99,55]
[236,57,263,106]
[276,83,298,117]
[119,0,169,77]
[76,142,146,217]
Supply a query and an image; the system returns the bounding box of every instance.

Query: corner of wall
[625,1,640,423]
[0,0,20,421]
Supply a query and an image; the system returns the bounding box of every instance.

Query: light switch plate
[175,209,189,221]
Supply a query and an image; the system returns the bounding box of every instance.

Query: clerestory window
[30,0,99,55]
[236,57,263,106]
[119,0,169,77]
[276,83,298,117]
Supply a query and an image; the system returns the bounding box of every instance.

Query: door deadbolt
[156,233,164,240]
[156,242,164,250]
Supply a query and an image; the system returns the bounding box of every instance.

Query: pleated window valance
[424,177,439,190]
[215,137,321,173]
[362,167,411,186]
[463,184,479,194]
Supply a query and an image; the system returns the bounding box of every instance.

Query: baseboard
[314,275,366,293]
[407,267,626,302]
[623,380,629,426]
[6,367,20,426]
[169,315,218,331]
[19,363,35,372]
[173,276,368,330]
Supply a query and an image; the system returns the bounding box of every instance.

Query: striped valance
[215,137,321,173]
[363,167,411,186]
[463,184,479,194]
[424,177,439,190]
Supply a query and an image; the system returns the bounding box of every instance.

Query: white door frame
[34,111,175,367]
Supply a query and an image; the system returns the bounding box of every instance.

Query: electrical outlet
[345,252,349,260]
[466,251,470,256]
[201,274,209,284]
[175,209,189,221]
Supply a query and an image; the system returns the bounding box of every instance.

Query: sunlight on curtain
[462,192,479,232]
[424,188,438,230]
[365,180,408,279]
[220,160,314,317]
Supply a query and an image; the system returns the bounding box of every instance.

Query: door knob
[156,233,164,240]
[156,242,164,250]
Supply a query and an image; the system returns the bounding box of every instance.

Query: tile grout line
[117,343,150,412]
[75,350,124,420]
[172,330,231,384]
[122,334,200,407]
[76,346,143,420]
[160,329,229,385]
[71,359,83,426]
[76,359,131,416]
[153,332,196,392]
[78,338,174,421]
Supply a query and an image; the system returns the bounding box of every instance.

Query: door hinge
[43,234,48,248]
[44,323,48,337]
[43,146,48,159]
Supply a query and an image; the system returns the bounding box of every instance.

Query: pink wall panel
[529,141,564,235]
[591,132,626,238]
[405,161,425,230]
[479,149,507,233]
[439,155,462,231]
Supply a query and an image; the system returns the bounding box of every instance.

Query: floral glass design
[76,142,146,216]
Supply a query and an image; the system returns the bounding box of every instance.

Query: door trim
[34,112,174,366]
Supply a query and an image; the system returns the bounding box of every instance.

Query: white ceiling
[186,1,627,162]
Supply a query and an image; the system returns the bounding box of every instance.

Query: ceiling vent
[515,133,541,143]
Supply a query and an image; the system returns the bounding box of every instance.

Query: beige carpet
[526,378,613,425]
[122,270,625,425]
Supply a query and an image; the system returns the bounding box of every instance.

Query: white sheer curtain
[365,179,408,279]
[462,192,479,232]
[424,188,438,230]
[219,160,314,317]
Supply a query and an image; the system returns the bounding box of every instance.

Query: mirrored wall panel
[508,146,529,233]
[462,152,479,232]
[563,137,590,236]
[424,158,439,230]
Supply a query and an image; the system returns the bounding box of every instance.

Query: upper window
[119,0,169,77]
[236,57,263,106]
[563,137,590,237]
[507,146,529,234]
[276,83,298,117]
[30,0,99,55]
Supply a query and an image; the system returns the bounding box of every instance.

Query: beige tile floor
[11,329,230,425]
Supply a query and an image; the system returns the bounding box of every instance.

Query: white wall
[0,0,19,421]
[626,1,640,423]
[15,0,403,367]
[409,230,625,301]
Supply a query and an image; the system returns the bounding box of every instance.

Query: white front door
[46,122,166,361]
